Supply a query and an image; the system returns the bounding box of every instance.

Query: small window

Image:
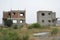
[20,14,23,16]
[48,13,51,15]
[8,12,11,18]
[41,13,45,16]
[8,12,11,15]
[42,20,44,23]
[20,12,24,16]
[8,13,10,15]
[20,20,23,23]
[12,12,15,15]
[48,20,51,22]
[13,20,17,23]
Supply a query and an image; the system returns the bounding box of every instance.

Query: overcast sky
[0,0,60,24]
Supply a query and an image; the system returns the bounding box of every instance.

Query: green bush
[28,23,41,29]
[28,23,51,29]
[0,29,21,40]
[51,28,58,35]
[32,23,41,28]
[4,19,13,27]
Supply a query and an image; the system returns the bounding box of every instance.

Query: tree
[4,19,13,27]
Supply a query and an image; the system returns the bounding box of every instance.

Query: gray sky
[0,0,60,24]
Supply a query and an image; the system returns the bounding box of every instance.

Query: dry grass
[0,25,60,40]
[12,25,51,40]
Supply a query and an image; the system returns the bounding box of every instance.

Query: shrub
[32,23,41,28]
[28,23,41,29]
[0,29,21,40]
[51,28,58,36]
[4,19,13,27]
[22,34,29,40]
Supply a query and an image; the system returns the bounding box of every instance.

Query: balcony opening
[12,12,15,15]
[20,14,23,16]
[8,12,11,18]
[20,12,24,16]
[20,20,23,23]
[13,20,17,23]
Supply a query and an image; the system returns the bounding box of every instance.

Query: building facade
[37,11,56,26]
[3,10,26,25]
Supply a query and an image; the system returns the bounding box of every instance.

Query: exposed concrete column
[18,11,20,24]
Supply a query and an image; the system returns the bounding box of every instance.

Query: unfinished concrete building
[37,11,56,26]
[3,10,26,25]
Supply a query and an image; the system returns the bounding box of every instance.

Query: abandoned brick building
[3,10,26,25]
